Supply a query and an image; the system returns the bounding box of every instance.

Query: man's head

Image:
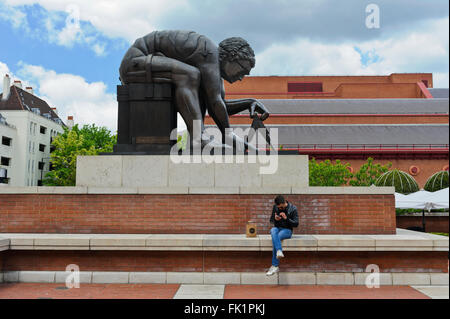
[218,37,255,83]
[274,195,288,210]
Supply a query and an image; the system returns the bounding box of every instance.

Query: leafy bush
[309,158,352,186]
[349,157,392,186]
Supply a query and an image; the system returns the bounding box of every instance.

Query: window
[38,161,45,170]
[39,144,46,152]
[1,157,11,166]
[422,80,429,88]
[40,126,47,134]
[288,82,323,93]
[1,136,12,146]
[0,168,8,184]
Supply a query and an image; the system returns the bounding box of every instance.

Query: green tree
[309,158,353,186]
[43,124,117,186]
[177,131,189,151]
[349,157,392,186]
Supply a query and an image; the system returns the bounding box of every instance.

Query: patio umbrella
[395,188,449,232]
[395,188,449,211]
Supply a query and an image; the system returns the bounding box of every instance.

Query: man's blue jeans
[270,227,292,267]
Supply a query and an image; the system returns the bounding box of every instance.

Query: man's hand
[250,100,269,121]
[274,214,282,221]
[279,212,287,220]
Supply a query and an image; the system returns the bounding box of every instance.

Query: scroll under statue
[119,30,270,152]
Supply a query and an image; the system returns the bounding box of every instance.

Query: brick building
[206,73,449,187]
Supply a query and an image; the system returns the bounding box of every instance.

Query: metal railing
[261,144,449,153]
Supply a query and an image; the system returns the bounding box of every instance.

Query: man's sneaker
[276,250,284,259]
[266,266,279,276]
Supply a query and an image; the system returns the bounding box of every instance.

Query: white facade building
[0,114,17,186]
[1,75,65,186]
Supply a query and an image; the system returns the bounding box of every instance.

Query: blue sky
[0,0,448,131]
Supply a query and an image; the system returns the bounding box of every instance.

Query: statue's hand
[250,100,270,121]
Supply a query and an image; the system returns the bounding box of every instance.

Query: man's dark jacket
[270,201,299,231]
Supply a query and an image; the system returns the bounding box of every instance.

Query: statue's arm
[225,99,258,116]
[220,83,269,117]
[119,46,148,83]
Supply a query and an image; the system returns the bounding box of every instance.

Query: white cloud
[0,2,30,31]
[253,17,449,88]
[3,61,118,132]
[0,62,12,78]
[3,0,188,42]
[2,60,187,133]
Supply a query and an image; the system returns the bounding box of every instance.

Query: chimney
[26,86,34,95]
[67,116,74,129]
[13,80,22,89]
[2,74,10,101]
[51,107,58,115]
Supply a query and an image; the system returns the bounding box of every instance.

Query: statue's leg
[150,56,204,149]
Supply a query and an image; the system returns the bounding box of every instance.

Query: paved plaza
[0,283,447,299]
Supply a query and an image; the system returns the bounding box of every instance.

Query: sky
[0,0,449,132]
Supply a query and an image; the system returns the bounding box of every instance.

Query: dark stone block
[113,83,177,155]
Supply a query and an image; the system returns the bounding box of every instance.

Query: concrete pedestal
[114,83,177,154]
[76,155,310,190]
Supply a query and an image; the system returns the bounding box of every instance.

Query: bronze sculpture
[119,30,269,153]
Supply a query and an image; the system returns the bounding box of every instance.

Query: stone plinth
[114,83,177,154]
[76,155,309,189]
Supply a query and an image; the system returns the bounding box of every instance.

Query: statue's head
[218,37,255,83]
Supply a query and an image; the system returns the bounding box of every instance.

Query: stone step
[0,229,447,252]
[1,271,448,286]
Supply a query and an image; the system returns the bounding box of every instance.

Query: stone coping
[0,186,395,195]
[0,237,8,252]
[1,271,448,286]
[0,229,446,252]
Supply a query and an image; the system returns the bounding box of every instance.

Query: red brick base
[2,250,446,273]
[397,216,449,233]
[0,194,396,234]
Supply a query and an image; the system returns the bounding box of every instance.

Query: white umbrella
[395,188,449,211]
[426,188,449,210]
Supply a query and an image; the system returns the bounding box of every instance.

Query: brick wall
[0,194,395,234]
[2,250,447,273]
[224,74,433,99]
[397,216,449,233]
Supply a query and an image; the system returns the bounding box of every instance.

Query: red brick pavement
[224,285,430,299]
[0,283,180,299]
[0,283,431,299]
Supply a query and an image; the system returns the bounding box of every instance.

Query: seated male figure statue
[119,30,269,152]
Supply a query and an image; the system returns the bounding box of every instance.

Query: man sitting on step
[266,195,299,276]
